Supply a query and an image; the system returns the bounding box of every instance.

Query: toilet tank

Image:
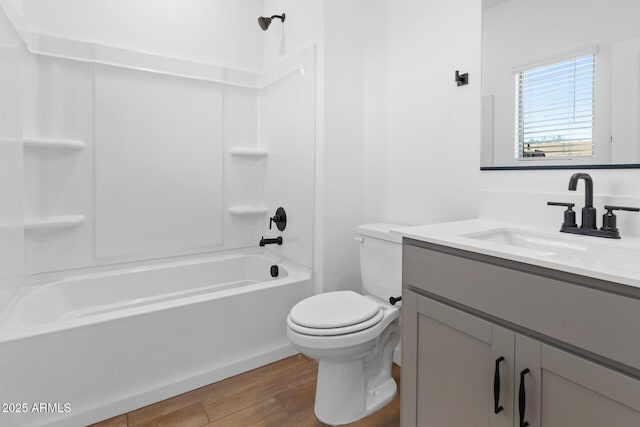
[357,223,403,301]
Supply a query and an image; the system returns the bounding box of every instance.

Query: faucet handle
[604,205,640,212]
[547,202,575,208]
[547,202,577,229]
[601,206,639,237]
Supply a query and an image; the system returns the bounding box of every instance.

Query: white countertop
[394,219,640,290]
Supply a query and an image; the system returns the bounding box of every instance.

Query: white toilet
[286,223,402,425]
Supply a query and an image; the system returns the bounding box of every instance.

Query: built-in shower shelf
[229,147,268,160]
[23,137,85,151]
[229,206,269,216]
[24,215,86,231]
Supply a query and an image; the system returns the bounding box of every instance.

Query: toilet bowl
[286,224,403,425]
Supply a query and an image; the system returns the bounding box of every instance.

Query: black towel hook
[455,70,469,86]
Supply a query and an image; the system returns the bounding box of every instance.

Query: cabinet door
[401,291,514,427]
[538,344,640,427]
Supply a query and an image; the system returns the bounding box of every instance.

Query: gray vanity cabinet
[401,240,640,427]
[402,291,514,427]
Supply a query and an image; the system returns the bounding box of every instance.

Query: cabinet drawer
[403,242,640,371]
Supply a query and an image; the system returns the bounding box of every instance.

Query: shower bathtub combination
[0,1,318,426]
[0,250,312,427]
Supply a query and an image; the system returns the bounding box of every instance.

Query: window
[516,54,595,159]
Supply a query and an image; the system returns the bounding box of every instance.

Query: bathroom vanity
[398,220,640,427]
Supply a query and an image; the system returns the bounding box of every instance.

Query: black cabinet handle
[518,368,530,427]
[493,356,505,414]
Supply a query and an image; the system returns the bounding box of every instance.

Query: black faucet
[568,173,597,230]
[260,236,283,246]
[548,173,639,239]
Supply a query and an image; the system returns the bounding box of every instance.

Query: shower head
[258,13,285,31]
[258,16,271,31]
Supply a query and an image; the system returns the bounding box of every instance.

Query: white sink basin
[463,228,640,278]
[465,228,585,251]
[395,219,640,289]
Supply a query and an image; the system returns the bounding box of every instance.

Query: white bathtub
[0,250,312,427]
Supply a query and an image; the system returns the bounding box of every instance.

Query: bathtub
[0,250,312,427]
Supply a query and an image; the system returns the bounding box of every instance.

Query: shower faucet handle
[269,207,287,231]
[269,216,281,229]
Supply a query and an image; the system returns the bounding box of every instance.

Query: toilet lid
[289,291,380,329]
[287,309,384,336]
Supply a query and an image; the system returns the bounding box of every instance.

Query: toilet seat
[288,310,384,336]
[288,291,384,336]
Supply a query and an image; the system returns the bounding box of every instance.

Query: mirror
[482,0,640,168]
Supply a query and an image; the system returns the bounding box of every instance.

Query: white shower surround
[0,3,318,427]
[0,0,317,275]
[0,250,312,427]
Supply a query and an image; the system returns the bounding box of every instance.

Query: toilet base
[313,360,398,426]
[366,375,397,411]
[312,320,400,425]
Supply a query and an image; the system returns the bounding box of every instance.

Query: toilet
[286,223,402,425]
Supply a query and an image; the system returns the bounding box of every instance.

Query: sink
[396,219,640,288]
[463,228,640,278]
[464,229,587,253]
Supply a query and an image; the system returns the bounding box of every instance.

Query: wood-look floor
[90,354,400,427]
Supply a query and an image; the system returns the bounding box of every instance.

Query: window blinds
[516,54,595,159]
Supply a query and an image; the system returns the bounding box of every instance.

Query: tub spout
[260,236,283,246]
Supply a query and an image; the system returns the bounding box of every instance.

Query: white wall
[262,0,322,70]
[22,0,264,71]
[306,0,483,295]
[319,0,368,293]
[363,0,482,226]
[362,0,391,224]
